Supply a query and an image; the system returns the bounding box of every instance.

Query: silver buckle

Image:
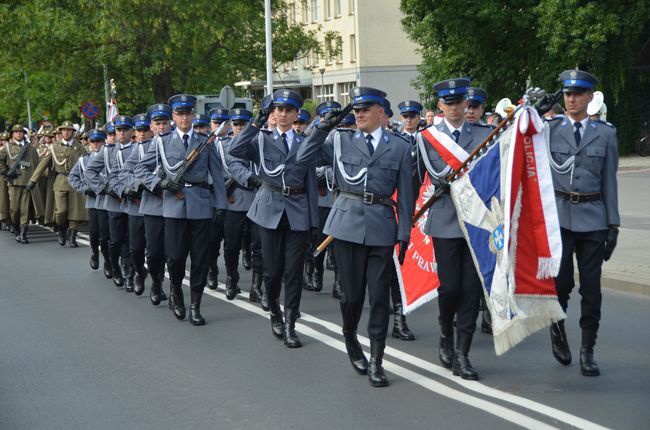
[282,186,290,196]
[184,182,192,188]
[569,192,580,204]
[363,192,374,204]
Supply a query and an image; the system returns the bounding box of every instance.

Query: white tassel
[537,257,561,279]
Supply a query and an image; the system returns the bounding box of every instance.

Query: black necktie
[409,134,415,146]
[452,130,461,143]
[365,134,374,156]
[182,134,189,150]
[574,122,582,146]
[281,132,289,153]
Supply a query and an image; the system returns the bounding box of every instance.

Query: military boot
[439,320,454,369]
[260,283,270,312]
[207,262,218,290]
[303,260,315,291]
[332,269,343,300]
[150,271,162,306]
[249,271,264,304]
[580,331,600,376]
[172,284,186,320]
[550,320,572,366]
[101,245,112,279]
[68,228,78,248]
[225,267,241,300]
[452,332,479,380]
[312,265,324,292]
[134,266,147,296]
[57,226,66,246]
[368,341,389,387]
[110,254,124,287]
[269,299,285,339]
[13,225,20,243]
[343,330,368,375]
[123,259,135,293]
[326,249,336,270]
[19,225,29,244]
[242,248,252,271]
[90,244,100,270]
[283,308,302,348]
[392,303,415,341]
[189,290,206,326]
[481,308,493,334]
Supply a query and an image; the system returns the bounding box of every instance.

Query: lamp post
[319,66,326,101]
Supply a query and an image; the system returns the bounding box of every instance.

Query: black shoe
[68,228,78,248]
[368,341,389,387]
[111,258,124,287]
[283,309,302,348]
[9,223,16,234]
[392,304,415,341]
[580,331,600,376]
[344,331,368,375]
[150,278,162,306]
[207,264,218,290]
[439,321,454,369]
[242,250,252,271]
[124,262,135,293]
[303,261,315,291]
[481,310,493,334]
[19,225,29,244]
[160,289,167,301]
[57,228,66,246]
[249,272,263,304]
[172,287,186,320]
[312,268,324,292]
[134,268,147,296]
[550,320,572,366]
[225,274,241,300]
[103,260,113,279]
[90,250,99,270]
[269,300,285,339]
[452,333,479,380]
[189,292,205,326]
[332,272,343,300]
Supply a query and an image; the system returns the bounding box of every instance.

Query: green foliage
[0,0,326,128]
[400,0,650,153]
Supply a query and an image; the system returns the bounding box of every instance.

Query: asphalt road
[1,224,648,430]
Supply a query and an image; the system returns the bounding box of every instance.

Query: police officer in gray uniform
[85,116,134,289]
[220,108,266,306]
[417,78,492,380]
[548,69,619,377]
[116,114,150,296]
[297,86,414,387]
[230,89,319,348]
[135,103,173,306]
[68,129,111,277]
[136,94,227,326]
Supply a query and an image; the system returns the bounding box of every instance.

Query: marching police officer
[0,124,43,243]
[293,109,312,134]
[417,78,492,380]
[193,113,210,135]
[136,94,227,325]
[297,86,414,387]
[68,129,111,276]
[230,89,319,348]
[28,121,87,247]
[398,100,423,143]
[135,103,173,306]
[465,87,488,125]
[548,69,619,376]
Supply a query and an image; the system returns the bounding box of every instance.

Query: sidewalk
[618,154,650,171]
[600,226,650,296]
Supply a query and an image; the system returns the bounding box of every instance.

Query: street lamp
[319,66,325,101]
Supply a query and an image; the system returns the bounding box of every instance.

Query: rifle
[5,140,32,185]
[313,88,563,258]
[170,120,227,200]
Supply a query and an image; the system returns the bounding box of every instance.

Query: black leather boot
[225,269,241,300]
[123,259,135,293]
[283,308,302,348]
[452,332,479,380]
[343,330,368,375]
[481,309,493,334]
[57,226,66,246]
[68,228,78,248]
[326,249,336,270]
[368,341,389,387]
[172,284,186,320]
[303,260,315,291]
[111,254,124,287]
[332,269,343,300]
[550,320,572,366]
[580,331,600,376]
[242,249,252,271]
[312,266,324,292]
[392,303,415,341]
[207,262,218,290]
[260,283,270,311]
[150,273,162,306]
[134,266,147,296]
[19,225,29,244]
[14,225,20,243]
[90,246,99,270]
[249,271,263,304]
[439,320,454,369]
[189,290,206,326]
[101,245,112,279]
[269,299,285,339]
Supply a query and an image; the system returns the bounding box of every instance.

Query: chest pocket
[377,159,399,183]
[550,142,572,164]
[339,154,363,177]
[585,146,606,171]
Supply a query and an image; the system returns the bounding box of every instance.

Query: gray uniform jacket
[133,140,163,217]
[229,125,318,231]
[219,137,256,213]
[84,143,123,213]
[134,131,227,220]
[317,166,335,208]
[115,142,141,216]
[296,127,414,247]
[68,153,96,209]
[420,121,492,239]
[548,117,619,232]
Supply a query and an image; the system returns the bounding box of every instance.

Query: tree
[400,0,650,153]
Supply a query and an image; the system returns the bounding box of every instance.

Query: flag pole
[264,0,273,96]
[103,64,110,123]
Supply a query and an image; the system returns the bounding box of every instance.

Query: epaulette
[139,139,151,145]
[335,127,355,132]
[159,131,172,137]
[470,122,491,128]
[389,130,410,144]
[596,119,615,129]
[545,116,563,122]
[196,131,209,137]
[260,129,273,134]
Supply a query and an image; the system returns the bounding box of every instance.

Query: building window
[288,3,296,25]
[349,34,356,62]
[339,81,356,105]
[348,0,355,15]
[325,0,331,20]
[311,0,318,22]
[334,0,341,17]
[301,0,308,24]
[316,84,335,101]
[336,39,343,63]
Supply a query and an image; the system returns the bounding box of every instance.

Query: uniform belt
[336,190,396,207]
[555,190,602,203]
[182,181,211,190]
[262,182,305,196]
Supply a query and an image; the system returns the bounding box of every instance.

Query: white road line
[74,230,608,429]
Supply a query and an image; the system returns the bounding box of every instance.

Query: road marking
[74,230,609,429]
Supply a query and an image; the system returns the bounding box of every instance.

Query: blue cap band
[353,94,385,106]
[273,97,301,109]
[563,79,594,89]
[210,114,229,121]
[150,110,171,119]
[438,87,468,97]
[171,101,194,109]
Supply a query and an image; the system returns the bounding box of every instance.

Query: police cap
[147,104,173,120]
[559,69,598,93]
[168,94,197,112]
[467,87,488,106]
[272,89,303,110]
[315,101,341,116]
[433,78,471,103]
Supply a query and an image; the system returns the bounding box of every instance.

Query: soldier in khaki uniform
[27,121,88,247]
[0,124,43,243]
[0,131,11,230]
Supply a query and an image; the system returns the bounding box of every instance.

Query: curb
[602,276,650,296]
